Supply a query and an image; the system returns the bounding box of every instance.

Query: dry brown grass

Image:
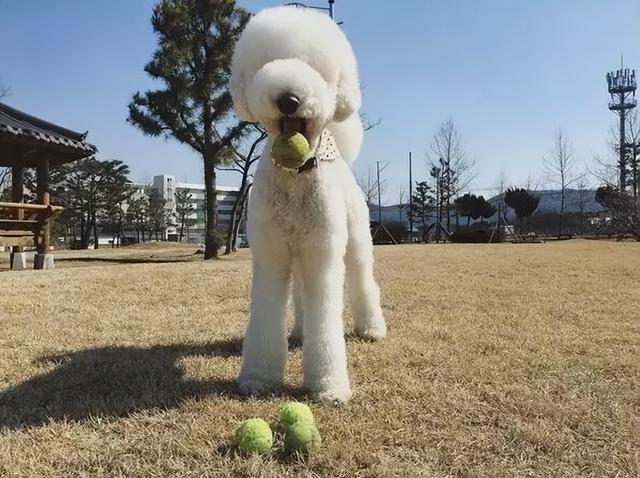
[0,240,638,477]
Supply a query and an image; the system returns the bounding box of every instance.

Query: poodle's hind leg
[346,208,386,341]
[299,244,351,403]
[239,246,291,396]
[290,259,304,342]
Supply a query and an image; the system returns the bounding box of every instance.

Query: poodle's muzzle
[246,58,335,149]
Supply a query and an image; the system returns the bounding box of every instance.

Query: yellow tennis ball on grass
[278,402,315,429]
[284,421,322,455]
[235,418,273,454]
[272,132,310,169]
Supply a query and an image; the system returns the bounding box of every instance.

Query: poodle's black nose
[277,93,300,115]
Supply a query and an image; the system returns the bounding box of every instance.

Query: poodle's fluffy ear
[333,46,362,122]
[328,114,363,163]
[230,51,256,123]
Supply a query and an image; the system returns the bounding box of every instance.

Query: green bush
[450,230,496,243]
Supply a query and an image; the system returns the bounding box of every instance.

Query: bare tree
[427,118,475,230]
[360,113,382,132]
[397,186,406,222]
[590,153,618,187]
[0,84,10,99]
[0,85,11,196]
[359,81,381,133]
[218,124,267,254]
[523,172,543,192]
[356,166,386,207]
[0,79,11,197]
[575,172,591,235]
[543,129,582,237]
[496,170,508,196]
[0,168,10,200]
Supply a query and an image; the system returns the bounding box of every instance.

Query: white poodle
[230,6,386,403]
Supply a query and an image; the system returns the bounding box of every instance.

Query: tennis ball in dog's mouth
[272,132,310,169]
[235,418,273,454]
[284,421,321,455]
[278,402,315,429]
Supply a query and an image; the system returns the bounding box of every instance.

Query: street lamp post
[286,0,335,20]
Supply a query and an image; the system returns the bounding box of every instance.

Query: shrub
[450,229,495,243]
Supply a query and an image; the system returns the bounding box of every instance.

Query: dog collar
[275,129,339,174]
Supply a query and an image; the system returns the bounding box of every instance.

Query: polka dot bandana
[314,129,340,163]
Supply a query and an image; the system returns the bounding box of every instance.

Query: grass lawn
[0,240,638,477]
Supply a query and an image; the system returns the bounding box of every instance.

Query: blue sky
[1,0,639,201]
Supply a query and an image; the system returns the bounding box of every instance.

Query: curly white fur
[231,6,385,403]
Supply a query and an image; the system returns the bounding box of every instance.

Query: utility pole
[607,58,637,193]
[376,161,383,225]
[371,161,397,244]
[408,152,413,240]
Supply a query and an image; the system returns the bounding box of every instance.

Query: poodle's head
[230,6,361,152]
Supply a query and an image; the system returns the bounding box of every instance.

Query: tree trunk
[232,207,243,252]
[81,212,92,249]
[92,214,99,249]
[79,219,86,249]
[224,178,249,255]
[232,183,252,252]
[204,154,219,259]
[223,189,240,255]
[558,190,565,238]
[179,219,184,242]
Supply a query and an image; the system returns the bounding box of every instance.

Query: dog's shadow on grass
[0,338,302,431]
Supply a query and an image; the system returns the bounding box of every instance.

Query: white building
[135,175,243,243]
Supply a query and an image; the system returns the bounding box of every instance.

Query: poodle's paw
[310,383,352,404]
[306,377,352,404]
[354,317,387,341]
[238,372,282,397]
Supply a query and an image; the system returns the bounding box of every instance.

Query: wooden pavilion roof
[0,102,97,168]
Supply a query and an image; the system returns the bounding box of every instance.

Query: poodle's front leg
[291,259,304,341]
[239,248,290,395]
[299,245,351,403]
[347,199,386,340]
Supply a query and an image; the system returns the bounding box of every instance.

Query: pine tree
[477,196,497,221]
[174,189,195,242]
[505,188,539,234]
[50,158,130,249]
[408,181,435,243]
[454,193,478,228]
[126,194,149,243]
[128,0,250,259]
[147,189,169,240]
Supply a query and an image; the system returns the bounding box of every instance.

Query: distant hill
[489,189,604,215]
[369,189,604,225]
